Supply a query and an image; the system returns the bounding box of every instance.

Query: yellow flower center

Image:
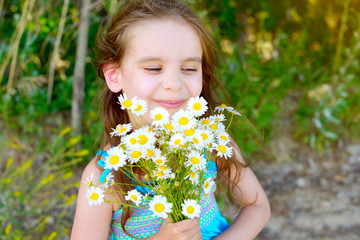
[164,123,173,130]
[90,192,98,201]
[154,203,165,213]
[131,151,141,158]
[193,137,199,144]
[123,99,132,108]
[179,117,189,125]
[109,155,119,165]
[155,114,163,121]
[201,119,210,125]
[220,135,228,141]
[174,181,180,186]
[200,133,208,140]
[209,124,218,130]
[138,135,148,145]
[218,145,227,153]
[156,159,163,164]
[187,206,195,214]
[119,127,127,133]
[156,171,165,177]
[130,137,137,145]
[190,157,200,165]
[190,172,195,178]
[159,165,167,171]
[184,128,194,136]
[214,118,221,122]
[204,182,209,188]
[174,139,181,145]
[193,103,201,111]
[135,104,142,111]
[220,104,227,108]
[147,150,155,157]
[130,195,137,201]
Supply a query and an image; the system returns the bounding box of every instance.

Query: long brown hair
[93,0,248,236]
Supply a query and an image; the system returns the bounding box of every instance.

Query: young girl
[71,0,270,239]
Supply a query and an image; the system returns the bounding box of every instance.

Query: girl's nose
[161,68,184,92]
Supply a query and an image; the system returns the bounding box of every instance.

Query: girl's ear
[103,63,122,93]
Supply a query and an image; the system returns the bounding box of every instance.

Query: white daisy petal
[187,96,208,117]
[181,199,201,219]
[86,186,105,206]
[148,195,173,219]
[110,123,132,137]
[125,189,143,206]
[185,151,207,170]
[215,144,233,159]
[104,147,127,170]
[150,107,170,126]
[133,98,148,116]
[203,177,215,195]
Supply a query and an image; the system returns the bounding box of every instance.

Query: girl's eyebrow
[136,56,202,63]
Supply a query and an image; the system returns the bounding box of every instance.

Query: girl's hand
[149,218,202,240]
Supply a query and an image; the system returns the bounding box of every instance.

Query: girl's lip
[155,100,186,109]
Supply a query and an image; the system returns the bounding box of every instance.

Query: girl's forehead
[125,18,203,59]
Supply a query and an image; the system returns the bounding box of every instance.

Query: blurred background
[0,0,359,239]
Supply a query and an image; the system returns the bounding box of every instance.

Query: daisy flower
[125,189,143,206]
[227,107,242,116]
[185,170,199,185]
[144,146,161,159]
[172,109,196,130]
[163,123,174,131]
[100,172,114,189]
[188,130,206,150]
[127,149,144,164]
[104,147,127,171]
[203,177,215,195]
[181,199,201,219]
[133,98,148,116]
[122,132,139,149]
[210,114,225,123]
[118,93,136,111]
[152,154,167,165]
[169,133,185,149]
[153,165,172,180]
[187,96,208,117]
[86,186,105,206]
[217,131,230,145]
[136,128,156,147]
[83,173,94,187]
[199,117,211,128]
[186,151,207,170]
[208,121,226,133]
[110,123,132,137]
[214,103,228,113]
[214,143,233,159]
[148,195,173,219]
[150,107,170,126]
[198,130,214,146]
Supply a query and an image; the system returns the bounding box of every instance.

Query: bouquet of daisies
[85,94,241,222]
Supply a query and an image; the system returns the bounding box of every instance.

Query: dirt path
[250,143,360,240]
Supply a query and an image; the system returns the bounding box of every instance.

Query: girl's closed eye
[144,66,162,72]
[181,67,198,73]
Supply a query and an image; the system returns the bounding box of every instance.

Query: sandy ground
[246,143,360,240]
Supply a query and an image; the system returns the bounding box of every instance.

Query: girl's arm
[71,158,114,240]
[214,138,271,240]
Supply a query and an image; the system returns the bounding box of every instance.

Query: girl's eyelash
[144,67,162,72]
[182,68,197,72]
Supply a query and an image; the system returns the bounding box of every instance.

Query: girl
[71,0,270,239]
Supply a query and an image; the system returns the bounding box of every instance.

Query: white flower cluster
[85,94,241,220]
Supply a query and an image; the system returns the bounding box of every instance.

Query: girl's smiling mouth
[155,99,186,109]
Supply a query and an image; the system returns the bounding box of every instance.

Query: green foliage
[0,127,86,239]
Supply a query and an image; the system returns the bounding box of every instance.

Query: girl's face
[116,18,203,127]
